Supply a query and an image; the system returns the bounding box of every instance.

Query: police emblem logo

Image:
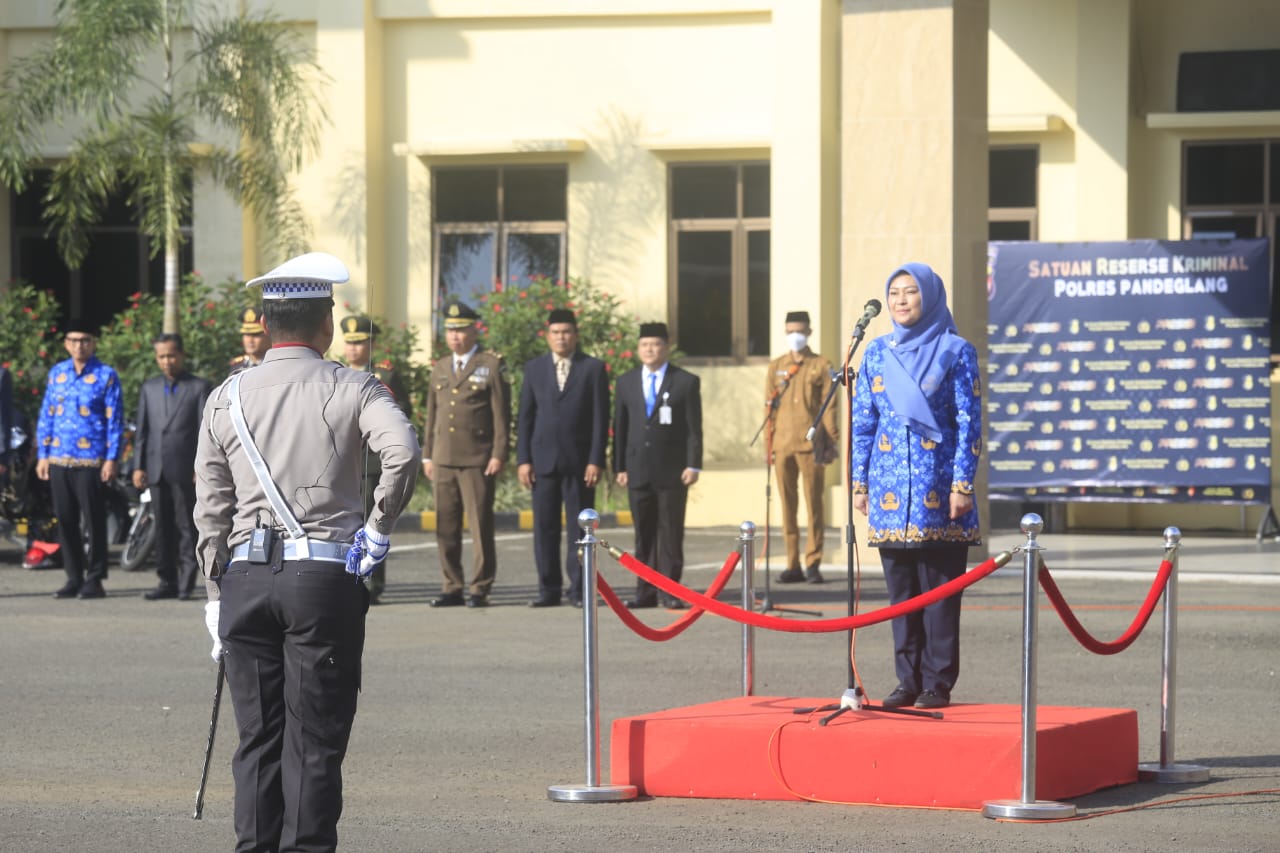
[448,304,460,317]
[243,308,255,322]
[345,317,358,333]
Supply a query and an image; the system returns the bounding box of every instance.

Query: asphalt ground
[0,524,1276,852]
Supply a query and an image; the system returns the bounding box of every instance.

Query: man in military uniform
[36,319,124,599]
[765,310,839,584]
[194,253,420,852]
[422,300,510,608]
[340,314,414,603]
[227,305,271,375]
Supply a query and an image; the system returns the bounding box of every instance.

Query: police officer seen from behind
[227,305,271,375]
[341,314,414,604]
[194,253,420,852]
[766,310,839,584]
[422,300,511,608]
[37,318,124,600]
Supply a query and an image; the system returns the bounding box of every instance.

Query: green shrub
[96,274,255,420]
[447,275,647,511]
[0,283,63,422]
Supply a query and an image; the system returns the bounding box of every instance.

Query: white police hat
[246,252,350,300]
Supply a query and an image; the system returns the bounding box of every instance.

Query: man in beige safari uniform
[765,310,839,584]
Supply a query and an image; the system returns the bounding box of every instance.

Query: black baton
[193,654,226,820]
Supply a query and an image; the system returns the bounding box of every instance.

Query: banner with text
[986,239,1272,504]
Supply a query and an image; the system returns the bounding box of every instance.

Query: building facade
[1,0,1276,532]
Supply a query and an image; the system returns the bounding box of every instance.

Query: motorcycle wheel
[120,505,157,571]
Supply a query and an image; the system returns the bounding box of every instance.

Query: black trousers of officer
[49,465,108,585]
[220,545,368,853]
[532,468,594,602]
[879,544,968,695]
[151,478,199,595]
[627,481,688,605]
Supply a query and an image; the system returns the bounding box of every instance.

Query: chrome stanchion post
[1138,526,1210,783]
[983,514,1076,820]
[739,521,756,697]
[548,509,638,803]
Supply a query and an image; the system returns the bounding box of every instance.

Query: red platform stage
[611,696,1137,809]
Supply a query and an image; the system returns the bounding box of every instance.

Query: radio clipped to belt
[247,510,277,566]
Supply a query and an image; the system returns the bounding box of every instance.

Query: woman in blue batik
[851,263,982,710]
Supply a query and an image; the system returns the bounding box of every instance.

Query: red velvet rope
[1038,559,1174,655]
[611,550,1007,633]
[596,552,741,642]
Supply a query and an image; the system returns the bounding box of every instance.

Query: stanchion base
[981,799,1077,820]
[1136,762,1211,783]
[547,783,638,803]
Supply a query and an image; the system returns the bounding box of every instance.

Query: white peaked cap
[246,252,350,300]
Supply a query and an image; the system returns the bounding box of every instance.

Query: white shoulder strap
[226,373,307,541]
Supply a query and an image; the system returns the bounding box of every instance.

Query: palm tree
[0,0,329,333]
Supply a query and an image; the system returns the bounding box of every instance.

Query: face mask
[786,332,808,352]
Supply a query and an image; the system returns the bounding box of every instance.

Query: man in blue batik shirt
[36,319,124,600]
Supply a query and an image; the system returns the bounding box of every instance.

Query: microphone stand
[750,369,820,617]
[796,319,941,724]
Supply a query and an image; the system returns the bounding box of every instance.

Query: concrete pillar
[312,0,384,314]
[840,0,990,545]
[1075,0,1131,239]
[772,0,841,355]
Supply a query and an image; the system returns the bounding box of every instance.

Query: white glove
[359,525,390,577]
[204,600,222,663]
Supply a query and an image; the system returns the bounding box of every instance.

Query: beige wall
[989,0,1279,531]
[3,0,1277,529]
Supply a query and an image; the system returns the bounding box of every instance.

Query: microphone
[852,299,882,335]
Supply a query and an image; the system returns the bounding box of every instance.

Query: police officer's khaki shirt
[194,346,420,599]
[765,348,840,457]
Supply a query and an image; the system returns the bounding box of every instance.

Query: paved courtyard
[0,523,1276,852]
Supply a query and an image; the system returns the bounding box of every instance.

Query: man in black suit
[131,333,213,600]
[517,308,610,608]
[613,322,702,609]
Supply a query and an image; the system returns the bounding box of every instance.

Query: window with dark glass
[669,162,770,360]
[1182,139,1280,358]
[988,146,1037,241]
[432,166,568,308]
[10,168,194,328]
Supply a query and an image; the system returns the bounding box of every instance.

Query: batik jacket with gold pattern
[37,356,124,467]
[850,337,982,546]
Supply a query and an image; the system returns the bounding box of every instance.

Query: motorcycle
[2,418,147,569]
[119,486,156,571]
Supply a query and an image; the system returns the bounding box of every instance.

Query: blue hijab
[879,263,967,442]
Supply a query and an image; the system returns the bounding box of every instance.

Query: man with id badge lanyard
[613,322,703,609]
